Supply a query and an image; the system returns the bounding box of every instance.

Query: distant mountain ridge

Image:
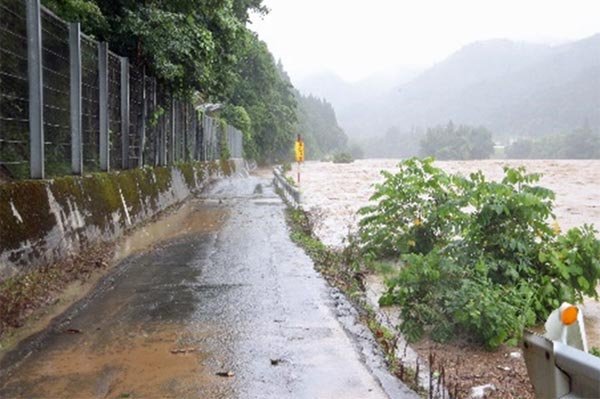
[299,34,600,142]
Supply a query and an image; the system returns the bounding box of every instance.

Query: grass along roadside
[284,199,537,398]
[285,205,441,397]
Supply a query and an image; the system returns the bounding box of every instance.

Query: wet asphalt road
[0,172,416,398]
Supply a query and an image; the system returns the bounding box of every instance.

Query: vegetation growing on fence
[358,158,600,348]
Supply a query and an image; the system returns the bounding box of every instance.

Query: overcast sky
[250,0,600,83]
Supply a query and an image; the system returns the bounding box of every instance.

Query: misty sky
[250,0,600,83]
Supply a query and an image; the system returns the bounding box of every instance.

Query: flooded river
[299,159,600,247]
[298,159,600,347]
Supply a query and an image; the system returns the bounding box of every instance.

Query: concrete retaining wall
[0,160,242,279]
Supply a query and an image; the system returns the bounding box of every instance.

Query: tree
[293,93,347,160]
[225,33,297,162]
[42,0,300,163]
[420,122,494,160]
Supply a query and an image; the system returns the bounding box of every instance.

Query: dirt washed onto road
[0,171,416,399]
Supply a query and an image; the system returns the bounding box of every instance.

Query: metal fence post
[183,102,188,161]
[170,98,175,164]
[26,0,44,179]
[120,57,129,169]
[139,67,146,167]
[98,42,109,171]
[69,22,82,175]
[197,112,203,161]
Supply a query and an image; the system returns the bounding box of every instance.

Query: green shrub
[359,158,468,258]
[363,157,600,349]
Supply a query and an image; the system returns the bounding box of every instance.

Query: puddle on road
[115,200,229,262]
[1,323,231,398]
[1,199,230,378]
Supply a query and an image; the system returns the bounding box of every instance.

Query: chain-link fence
[0,0,244,180]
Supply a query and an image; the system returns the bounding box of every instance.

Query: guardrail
[273,167,301,206]
[523,331,600,398]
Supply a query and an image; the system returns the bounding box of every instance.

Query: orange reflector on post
[561,305,578,325]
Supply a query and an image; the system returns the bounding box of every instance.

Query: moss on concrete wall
[0,160,236,279]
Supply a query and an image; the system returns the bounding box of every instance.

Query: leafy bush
[359,158,468,258]
[362,157,600,348]
[332,152,354,164]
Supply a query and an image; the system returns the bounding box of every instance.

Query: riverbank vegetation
[358,157,600,349]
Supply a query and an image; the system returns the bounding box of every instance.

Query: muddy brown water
[0,173,416,398]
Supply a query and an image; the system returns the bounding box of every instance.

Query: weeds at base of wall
[283,201,431,396]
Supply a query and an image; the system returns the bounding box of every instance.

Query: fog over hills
[297,34,600,150]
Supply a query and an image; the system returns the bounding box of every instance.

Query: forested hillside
[293,94,347,160]
[301,35,600,159]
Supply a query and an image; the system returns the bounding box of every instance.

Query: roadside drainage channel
[364,275,450,398]
[327,286,420,398]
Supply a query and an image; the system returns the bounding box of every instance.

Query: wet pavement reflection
[0,172,416,399]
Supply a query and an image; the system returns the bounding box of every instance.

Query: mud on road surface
[0,171,416,399]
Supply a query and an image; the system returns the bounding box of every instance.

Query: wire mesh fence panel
[165,99,173,164]
[233,128,243,158]
[210,117,219,161]
[81,35,99,171]
[143,76,157,166]
[1,1,243,180]
[226,126,235,158]
[107,52,121,170]
[161,98,169,166]
[176,100,187,162]
[209,116,217,161]
[128,65,143,168]
[204,116,212,161]
[197,113,206,161]
[186,102,196,161]
[41,8,71,177]
[0,0,29,178]
[157,89,171,166]
[173,100,182,162]
[181,102,188,161]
